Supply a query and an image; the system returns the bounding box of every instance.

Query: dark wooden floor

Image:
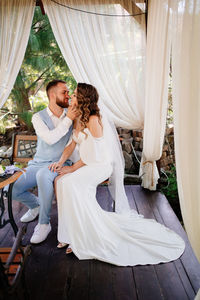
[1,185,200,300]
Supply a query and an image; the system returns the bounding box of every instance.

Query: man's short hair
[46,80,66,95]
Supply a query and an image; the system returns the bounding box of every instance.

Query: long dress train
[57,128,185,266]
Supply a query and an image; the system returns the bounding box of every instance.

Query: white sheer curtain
[139,0,172,190]
[172,0,200,261]
[0,0,35,108]
[43,0,146,129]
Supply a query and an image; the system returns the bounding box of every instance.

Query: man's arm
[32,107,76,145]
[48,140,77,172]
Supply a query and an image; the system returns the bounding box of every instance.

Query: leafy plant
[0,112,16,134]
[161,165,178,199]
[19,111,34,131]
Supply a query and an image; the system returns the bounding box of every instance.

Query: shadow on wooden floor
[1,185,200,300]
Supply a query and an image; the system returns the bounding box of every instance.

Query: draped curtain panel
[172,0,200,261]
[43,0,146,129]
[139,0,172,190]
[0,0,35,108]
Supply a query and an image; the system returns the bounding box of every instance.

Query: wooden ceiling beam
[36,0,45,15]
[35,0,147,23]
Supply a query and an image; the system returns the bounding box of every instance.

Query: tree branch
[26,56,61,91]
[32,19,44,27]
[34,24,49,34]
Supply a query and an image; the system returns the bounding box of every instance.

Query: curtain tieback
[143,160,154,187]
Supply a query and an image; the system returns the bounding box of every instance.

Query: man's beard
[56,97,69,108]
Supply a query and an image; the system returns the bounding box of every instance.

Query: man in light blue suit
[12,80,78,244]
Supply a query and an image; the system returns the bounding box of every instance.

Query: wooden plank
[23,204,66,300]
[111,266,138,300]
[144,191,196,299]
[43,250,76,299]
[0,252,22,263]
[96,185,112,212]
[6,264,19,275]
[0,171,23,189]
[0,247,16,253]
[125,185,138,211]
[24,243,54,300]
[42,206,76,299]
[90,260,114,300]
[0,202,27,246]
[148,190,200,294]
[124,186,164,300]
[64,259,90,300]
[131,186,195,299]
[133,265,163,300]
[132,186,188,300]
[21,217,38,246]
[127,186,165,300]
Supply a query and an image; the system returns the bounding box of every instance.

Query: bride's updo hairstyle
[77,83,101,129]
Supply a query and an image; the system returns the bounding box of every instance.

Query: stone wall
[118,126,175,174]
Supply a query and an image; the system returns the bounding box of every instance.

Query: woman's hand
[48,161,63,173]
[57,165,74,175]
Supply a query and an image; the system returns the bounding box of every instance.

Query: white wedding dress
[56,127,185,266]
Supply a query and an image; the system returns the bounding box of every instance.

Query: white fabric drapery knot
[142,160,155,188]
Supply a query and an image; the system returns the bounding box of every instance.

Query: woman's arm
[59,140,76,165]
[48,140,76,172]
[57,159,85,175]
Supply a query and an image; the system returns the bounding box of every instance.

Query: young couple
[13,80,185,266]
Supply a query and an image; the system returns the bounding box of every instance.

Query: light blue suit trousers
[12,161,71,224]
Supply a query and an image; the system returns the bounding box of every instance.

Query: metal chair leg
[112,200,115,212]
[7,182,18,236]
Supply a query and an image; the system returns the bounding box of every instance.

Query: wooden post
[145,0,148,34]
[36,0,45,15]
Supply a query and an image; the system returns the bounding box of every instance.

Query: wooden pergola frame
[36,0,148,26]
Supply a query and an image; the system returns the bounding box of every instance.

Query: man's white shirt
[32,106,72,145]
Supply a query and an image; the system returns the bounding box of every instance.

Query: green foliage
[19,111,34,131]
[161,165,178,199]
[0,165,5,173]
[167,57,173,126]
[13,162,28,169]
[20,6,76,92]
[30,91,48,112]
[0,112,15,134]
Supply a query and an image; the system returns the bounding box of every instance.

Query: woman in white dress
[49,83,185,266]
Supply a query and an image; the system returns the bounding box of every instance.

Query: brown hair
[46,80,66,97]
[77,83,101,130]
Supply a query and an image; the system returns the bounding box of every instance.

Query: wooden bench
[10,133,37,164]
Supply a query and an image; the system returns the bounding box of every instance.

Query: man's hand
[48,161,63,172]
[57,165,74,175]
[67,105,79,121]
